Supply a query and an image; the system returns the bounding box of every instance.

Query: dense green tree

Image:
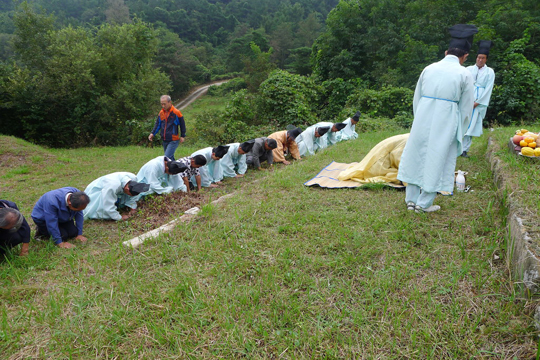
[154,28,203,98]
[105,0,132,24]
[489,29,540,125]
[257,69,321,127]
[243,42,275,92]
[2,5,168,147]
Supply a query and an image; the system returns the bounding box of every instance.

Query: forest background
[0,0,539,148]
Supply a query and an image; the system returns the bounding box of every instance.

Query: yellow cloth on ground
[337,133,409,184]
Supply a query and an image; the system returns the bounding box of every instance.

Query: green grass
[489,126,540,221]
[180,93,230,119]
[0,128,537,358]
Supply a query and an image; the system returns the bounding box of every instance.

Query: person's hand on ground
[57,242,75,249]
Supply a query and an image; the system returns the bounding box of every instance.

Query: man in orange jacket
[148,95,186,160]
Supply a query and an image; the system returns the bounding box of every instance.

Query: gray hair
[70,191,90,208]
[0,208,23,231]
[160,95,172,103]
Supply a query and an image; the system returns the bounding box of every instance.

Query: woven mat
[304,161,405,189]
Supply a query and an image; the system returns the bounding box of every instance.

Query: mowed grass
[0,128,537,358]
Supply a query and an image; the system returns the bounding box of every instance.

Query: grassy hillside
[0,129,536,358]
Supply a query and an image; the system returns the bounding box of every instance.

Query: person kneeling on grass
[0,200,31,256]
[268,127,302,165]
[83,172,150,221]
[246,138,277,170]
[221,140,256,178]
[136,156,188,197]
[190,145,229,188]
[338,111,361,141]
[31,188,90,249]
[312,122,347,146]
[296,125,331,157]
[177,155,207,192]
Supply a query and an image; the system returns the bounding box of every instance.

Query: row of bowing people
[0,112,361,254]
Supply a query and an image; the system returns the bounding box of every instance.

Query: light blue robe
[397,55,475,193]
[136,156,186,196]
[83,172,138,221]
[190,147,223,187]
[465,65,495,137]
[220,143,247,178]
[338,118,358,141]
[315,121,341,145]
[296,125,327,156]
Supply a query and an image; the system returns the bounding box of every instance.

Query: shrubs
[206,77,247,96]
[345,86,414,119]
[194,75,415,144]
[257,69,322,127]
[489,30,540,126]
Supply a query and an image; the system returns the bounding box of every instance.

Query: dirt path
[174,80,229,110]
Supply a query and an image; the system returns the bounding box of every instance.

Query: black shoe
[461,151,469,158]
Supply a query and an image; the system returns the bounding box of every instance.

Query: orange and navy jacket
[151,106,186,141]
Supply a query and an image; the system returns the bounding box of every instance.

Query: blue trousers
[162,140,180,161]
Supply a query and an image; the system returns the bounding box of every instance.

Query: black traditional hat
[212,145,230,159]
[334,123,347,131]
[240,140,255,153]
[168,161,189,175]
[477,40,494,56]
[285,124,297,131]
[127,181,150,196]
[266,138,278,149]
[448,24,478,52]
[352,111,361,122]
[287,127,302,140]
[317,126,330,136]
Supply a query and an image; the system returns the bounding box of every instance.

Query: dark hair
[0,208,23,229]
[70,191,90,208]
[266,139,278,149]
[193,155,207,166]
[447,47,468,58]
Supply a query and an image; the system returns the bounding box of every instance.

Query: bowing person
[221,140,255,178]
[296,125,330,156]
[31,188,90,249]
[136,156,189,196]
[0,200,31,256]
[246,138,277,171]
[268,127,302,165]
[190,145,229,188]
[313,122,347,146]
[83,172,150,221]
[339,111,361,141]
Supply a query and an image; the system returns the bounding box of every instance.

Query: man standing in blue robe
[397,24,477,213]
[83,172,150,221]
[461,40,495,158]
[220,141,255,178]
